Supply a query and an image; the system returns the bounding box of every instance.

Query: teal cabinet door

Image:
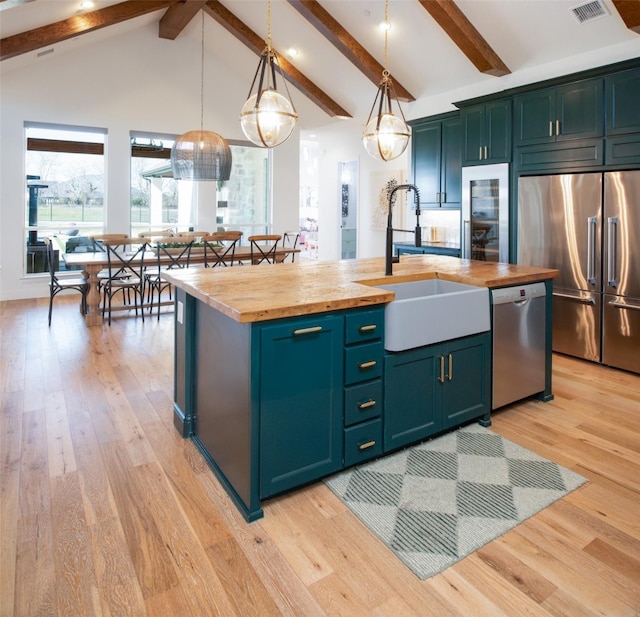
[384,345,439,451]
[440,333,491,430]
[411,113,461,209]
[259,314,344,498]
[462,105,485,165]
[441,116,462,207]
[606,67,640,136]
[462,100,511,164]
[412,120,441,207]
[384,333,491,452]
[514,87,557,146]
[556,79,603,142]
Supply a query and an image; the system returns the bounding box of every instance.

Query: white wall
[1,16,638,299]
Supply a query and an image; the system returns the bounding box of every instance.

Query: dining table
[63,245,299,326]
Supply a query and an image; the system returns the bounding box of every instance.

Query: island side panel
[192,298,262,521]
[173,289,196,437]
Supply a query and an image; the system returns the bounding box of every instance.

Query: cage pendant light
[171,11,232,181]
[362,0,410,162]
[240,0,298,148]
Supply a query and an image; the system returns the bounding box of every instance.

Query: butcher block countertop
[163,255,558,323]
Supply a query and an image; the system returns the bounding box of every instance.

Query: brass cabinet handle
[292,326,322,336]
[358,399,376,409]
[358,360,377,369]
[438,355,445,383]
[549,121,554,137]
[358,440,376,451]
[479,146,483,160]
[358,324,377,332]
[447,353,453,381]
[484,146,488,160]
[556,119,560,136]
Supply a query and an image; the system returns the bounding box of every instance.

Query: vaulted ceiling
[1,0,639,129]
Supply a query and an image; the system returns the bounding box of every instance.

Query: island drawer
[344,418,383,467]
[345,309,384,345]
[344,341,384,385]
[344,380,382,426]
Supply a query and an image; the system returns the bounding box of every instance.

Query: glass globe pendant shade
[240,88,297,148]
[171,130,232,181]
[363,111,410,162]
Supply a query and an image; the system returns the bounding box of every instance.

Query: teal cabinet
[605,67,640,166]
[384,332,491,452]
[410,114,461,208]
[461,99,511,165]
[514,78,603,146]
[343,308,385,466]
[259,314,344,498]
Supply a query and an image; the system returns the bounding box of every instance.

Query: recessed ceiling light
[287,47,299,58]
[80,1,94,9]
[379,20,391,32]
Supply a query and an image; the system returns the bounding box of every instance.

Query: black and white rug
[325,423,587,580]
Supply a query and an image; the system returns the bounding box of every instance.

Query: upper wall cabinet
[606,67,640,135]
[514,77,603,147]
[411,114,461,209]
[461,99,511,165]
[605,67,640,166]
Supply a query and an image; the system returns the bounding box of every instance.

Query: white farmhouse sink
[377,279,490,351]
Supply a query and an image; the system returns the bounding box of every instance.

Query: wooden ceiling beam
[612,0,640,33]
[159,0,207,40]
[287,0,415,103]
[417,0,510,77]
[0,0,176,61]
[204,0,351,118]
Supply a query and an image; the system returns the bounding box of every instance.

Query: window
[130,134,271,238]
[25,123,106,274]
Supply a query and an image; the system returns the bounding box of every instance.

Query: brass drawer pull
[447,353,453,381]
[438,355,445,383]
[358,399,376,409]
[358,360,377,369]
[359,324,377,332]
[292,326,323,336]
[358,440,376,451]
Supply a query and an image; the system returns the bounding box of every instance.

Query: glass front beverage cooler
[461,163,509,262]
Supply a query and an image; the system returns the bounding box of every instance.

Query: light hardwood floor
[1,296,639,617]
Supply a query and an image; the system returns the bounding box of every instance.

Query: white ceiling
[2,0,639,130]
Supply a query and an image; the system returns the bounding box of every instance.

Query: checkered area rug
[325,424,587,580]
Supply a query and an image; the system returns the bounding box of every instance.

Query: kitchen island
[164,255,557,521]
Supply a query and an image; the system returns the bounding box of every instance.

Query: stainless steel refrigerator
[518,171,640,374]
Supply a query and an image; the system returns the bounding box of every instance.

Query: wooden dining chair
[282,230,301,262]
[89,233,129,252]
[43,237,88,326]
[102,238,148,325]
[145,237,194,319]
[202,231,243,267]
[248,234,282,265]
[176,230,210,238]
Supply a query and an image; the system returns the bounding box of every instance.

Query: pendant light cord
[383,0,389,77]
[266,0,272,52]
[200,10,205,131]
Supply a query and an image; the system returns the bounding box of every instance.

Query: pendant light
[171,11,232,181]
[362,0,410,162]
[240,0,298,148]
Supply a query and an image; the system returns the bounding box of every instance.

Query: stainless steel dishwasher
[491,282,546,409]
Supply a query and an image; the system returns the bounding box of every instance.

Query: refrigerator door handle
[463,219,470,259]
[609,300,640,311]
[553,292,596,305]
[587,216,597,285]
[607,216,618,288]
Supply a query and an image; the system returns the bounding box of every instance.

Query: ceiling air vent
[571,0,609,23]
